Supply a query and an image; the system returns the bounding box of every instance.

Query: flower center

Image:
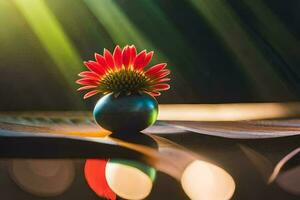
[98,68,150,94]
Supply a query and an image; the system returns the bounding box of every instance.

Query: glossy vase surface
[93,93,158,132]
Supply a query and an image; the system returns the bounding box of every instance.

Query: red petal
[95,53,108,70]
[84,90,100,99]
[78,72,100,81]
[129,45,137,66]
[156,77,171,83]
[84,61,106,75]
[76,78,99,86]
[84,159,116,200]
[148,91,161,96]
[104,49,115,69]
[149,69,170,80]
[145,63,167,76]
[113,45,122,69]
[77,85,97,91]
[78,71,99,78]
[143,51,153,68]
[122,45,130,68]
[133,50,146,70]
[152,83,170,91]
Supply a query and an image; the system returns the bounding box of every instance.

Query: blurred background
[0,0,299,110]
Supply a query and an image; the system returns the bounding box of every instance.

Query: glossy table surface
[0,106,299,200]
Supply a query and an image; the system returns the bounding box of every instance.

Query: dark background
[0,0,299,110]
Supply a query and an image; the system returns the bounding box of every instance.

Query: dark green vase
[93,92,158,132]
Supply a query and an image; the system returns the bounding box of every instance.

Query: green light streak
[83,0,161,60]
[243,0,300,67]
[134,1,197,61]
[129,1,200,77]
[14,0,83,90]
[133,1,200,98]
[189,0,292,99]
[46,0,114,50]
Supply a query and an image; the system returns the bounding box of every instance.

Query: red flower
[76,45,170,99]
[84,159,116,200]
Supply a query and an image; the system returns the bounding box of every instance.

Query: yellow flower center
[98,68,150,94]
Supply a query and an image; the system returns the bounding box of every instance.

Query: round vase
[93,92,158,132]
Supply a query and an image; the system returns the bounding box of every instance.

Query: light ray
[188,0,292,99]
[14,0,83,94]
[84,0,156,53]
[243,0,300,68]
